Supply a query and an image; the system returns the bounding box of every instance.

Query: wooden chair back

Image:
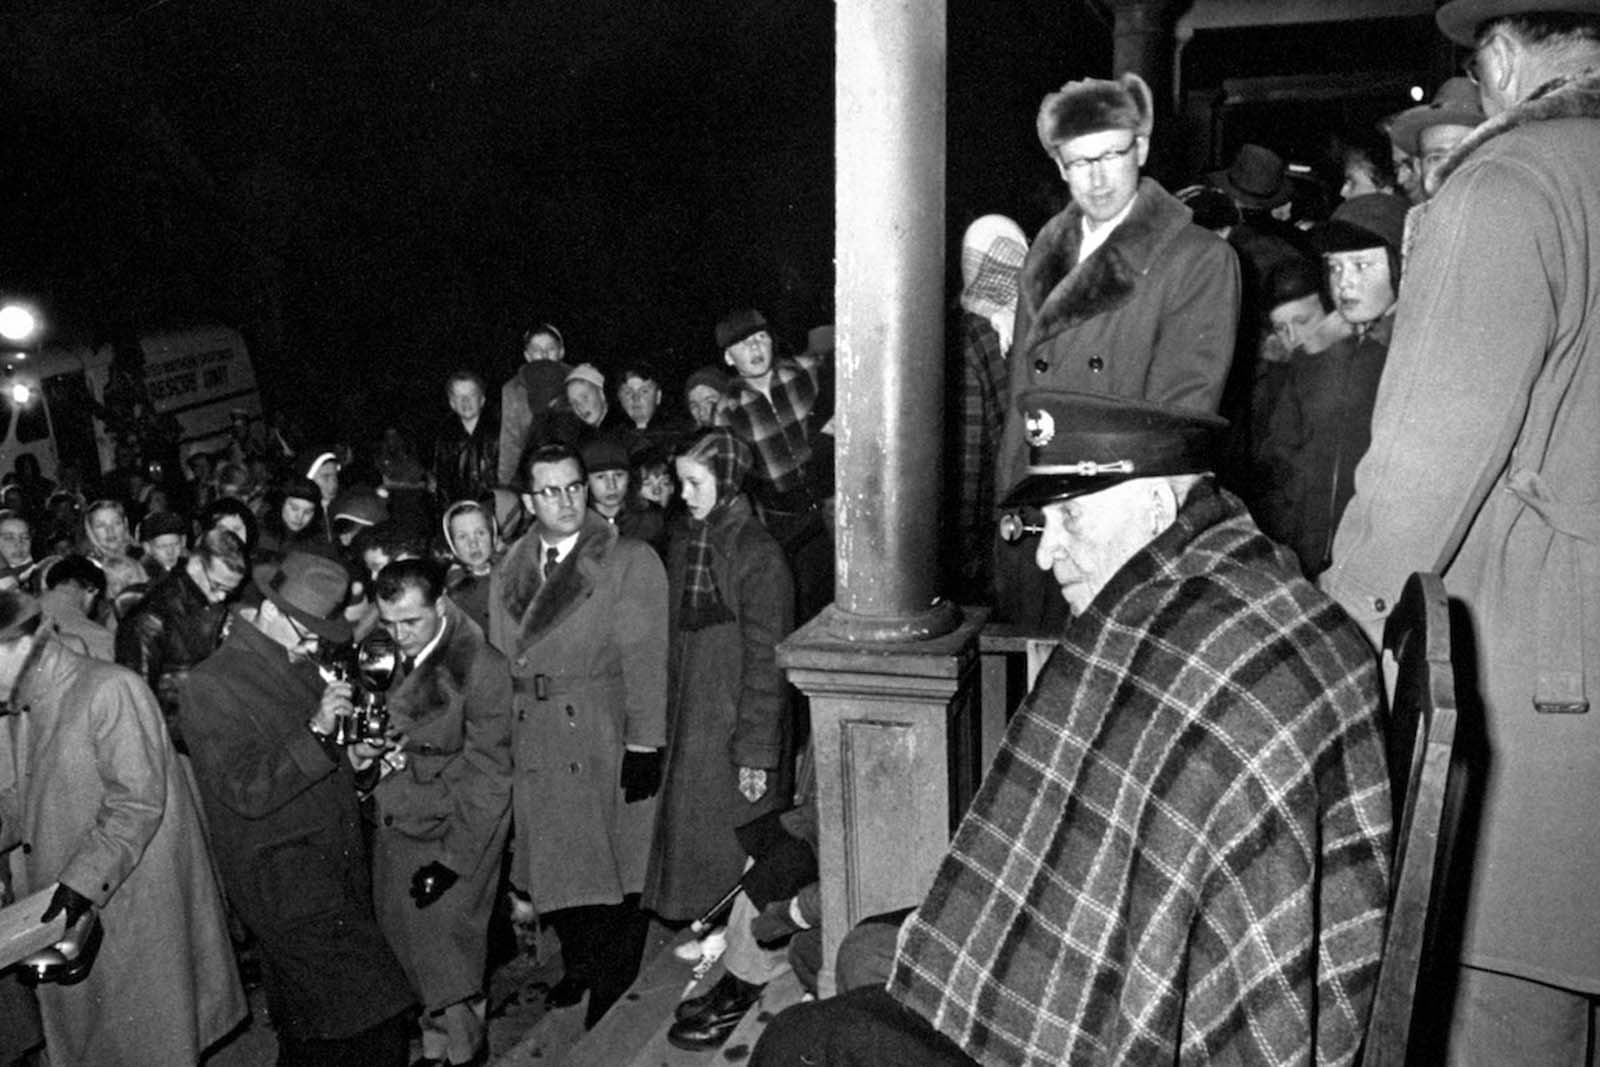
[1361,572,1461,1066]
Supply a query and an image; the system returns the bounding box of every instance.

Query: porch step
[492,930,806,1066]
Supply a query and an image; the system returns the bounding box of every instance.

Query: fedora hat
[1207,143,1292,211]
[254,551,352,642]
[1387,77,1486,155]
[1437,0,1600,45]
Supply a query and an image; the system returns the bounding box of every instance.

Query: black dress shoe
[667,974,763,1051]
[545,973,589,1008]
[674,971,762,1021]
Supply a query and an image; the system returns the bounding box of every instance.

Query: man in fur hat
[996,72,1241,629]
[754,391,1391,1065]
[1324,2,1600,1059]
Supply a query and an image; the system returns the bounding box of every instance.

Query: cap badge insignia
[1025,409,1055,447]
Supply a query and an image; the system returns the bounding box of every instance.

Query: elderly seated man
[753,390,1393,1066]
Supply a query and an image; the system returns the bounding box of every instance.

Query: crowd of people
[0,307,836,1065]
[2,0,1598,1063]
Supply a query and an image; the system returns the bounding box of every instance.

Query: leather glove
[40,883,93,929]
[408,862,459,909]
[620,748,663,803]
[750,898,804,948]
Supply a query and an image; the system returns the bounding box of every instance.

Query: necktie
[544,546,560,580]
[400,655,416,679]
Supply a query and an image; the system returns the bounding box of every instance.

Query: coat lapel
[499,514,616,647]
[1023,178,1193,341]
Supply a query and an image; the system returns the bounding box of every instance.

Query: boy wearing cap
[139,509,189,580]
[713,308,832,621]
[1271,193,1408,578]
[1326,2,1600,1057]
[182,551,415,1063]
[754,391,1389,1065]
[996,72,1241,627]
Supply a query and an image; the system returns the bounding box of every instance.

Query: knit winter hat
[684,366,728,397]
[1036,73,1154,152]
[565,363,605,391]
[1315,193,1410,255]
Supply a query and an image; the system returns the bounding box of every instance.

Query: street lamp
[0,303,40,347]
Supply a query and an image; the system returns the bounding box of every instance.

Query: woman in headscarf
[951,214,1028,602]
[642,428,794,924]
[441,499,500,636]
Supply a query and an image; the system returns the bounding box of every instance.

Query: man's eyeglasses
[530,481,586,503]
[1462,34,1499,86]
[1059,138,1141,177]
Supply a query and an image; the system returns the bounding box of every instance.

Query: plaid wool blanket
[889,482,1392,1065]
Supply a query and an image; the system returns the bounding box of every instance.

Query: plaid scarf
[889,483,1392,1066]
[680,430,753,631]
[959,214,1028,353]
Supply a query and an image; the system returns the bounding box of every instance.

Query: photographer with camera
[368,557,513,1067]
[180,551,415,1065]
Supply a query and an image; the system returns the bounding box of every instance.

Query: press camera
[315,628,398,745]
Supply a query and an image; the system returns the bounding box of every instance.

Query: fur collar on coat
[391,598,481,720]
[497,511,618,645]
[1430,66,1600,194]
[1021,177,1196,339]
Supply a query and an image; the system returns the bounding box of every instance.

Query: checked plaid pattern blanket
[889,482,1393,1066]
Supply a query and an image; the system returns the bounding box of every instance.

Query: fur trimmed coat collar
[1020,177,1196,338]
[1431,66,1600,194]
[497,511,619,646]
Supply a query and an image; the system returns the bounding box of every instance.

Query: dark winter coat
[372,599,513,1012]
[181,618,414,1041]
[1,640,246,1066]
[1270,315,1390,576]
[1000,177,1241,494]
[642,500,794,920]
[487,511,668,912]
[432,412,500,508]
[114,564,230,748]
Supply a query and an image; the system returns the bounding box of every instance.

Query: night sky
[1,2,1438,454]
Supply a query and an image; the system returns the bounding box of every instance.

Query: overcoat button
[1088,356,1104,372]
[517,710,526,722]
[384,815,394,827]
[1373,597,1387,613]
[20,843,29,854]
[1033,359,1049,374]
[568,761,580,774]
[566,705,575,717]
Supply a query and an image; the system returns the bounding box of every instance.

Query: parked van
[0,324,262,483]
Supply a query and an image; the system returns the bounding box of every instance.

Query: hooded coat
[487,511,668,912]
[371,597,512,1012]
[0,639,246,1066]
[1324,67,1600,996]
